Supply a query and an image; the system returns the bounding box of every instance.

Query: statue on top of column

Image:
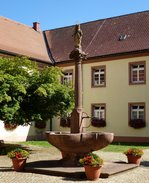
[70,24,86,60]
[72,24,83,49]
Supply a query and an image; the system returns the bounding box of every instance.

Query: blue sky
[1,0,149,30]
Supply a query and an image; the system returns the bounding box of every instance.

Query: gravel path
[0,145,149,183]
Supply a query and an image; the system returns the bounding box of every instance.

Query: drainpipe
[49,118,52,131]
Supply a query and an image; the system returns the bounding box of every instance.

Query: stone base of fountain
[46,131,114,166]
[25,160,138,178]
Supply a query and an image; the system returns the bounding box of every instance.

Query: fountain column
[69,24,86,133]
[46,24,114,167]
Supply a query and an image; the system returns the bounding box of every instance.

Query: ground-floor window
[91,104,106,127]
[128,103,146,128]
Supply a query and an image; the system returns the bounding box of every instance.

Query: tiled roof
[1,11,149,64]
[0,16,52,63]
[44,11,149,63]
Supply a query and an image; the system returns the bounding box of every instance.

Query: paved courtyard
[0,145,149,183]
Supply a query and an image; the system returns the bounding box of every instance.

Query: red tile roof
[0,16,52,63]
[1,11,149,64]
[44,11,149,63]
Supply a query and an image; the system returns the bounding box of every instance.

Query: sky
[1,0,149,30]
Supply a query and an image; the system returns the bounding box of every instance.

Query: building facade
[0,11,149,142]
[54,54,149,142]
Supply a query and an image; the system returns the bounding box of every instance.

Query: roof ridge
[44,10,149,32]
[81,10,149,26]
[0,16,33,30]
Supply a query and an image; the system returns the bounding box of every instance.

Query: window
[131,105,144,120]
[91,104,106,127]
[93,104,105,119]
[92,66,106,87]
[129,103,146,128]
[62,70,73,85]
[129,61,146,84]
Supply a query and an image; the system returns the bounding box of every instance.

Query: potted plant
[35,120,46,129]
[7,148,29,171]
[4,122,18,131]
[60,117,71,127]
[91,118,106,127]
[129,119,146,129]
[79,152,103,181]
[124,148,144,165]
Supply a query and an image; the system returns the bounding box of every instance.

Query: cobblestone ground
[0,145,149,183]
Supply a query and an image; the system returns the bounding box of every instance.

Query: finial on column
[70,24,86,60]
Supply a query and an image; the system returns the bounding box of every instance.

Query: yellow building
[0,11,149,142]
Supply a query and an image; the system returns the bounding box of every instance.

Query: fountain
[46,24,114,166]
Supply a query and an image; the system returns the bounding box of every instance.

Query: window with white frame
[92,66,105,87]
[62,70,73,85]
[130,105,145,120]
[129,103,146,128]
[92,104,105,119]
[129,62,145,84]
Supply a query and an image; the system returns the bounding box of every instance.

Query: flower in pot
[35,120,46,129]
[124,148,144,165]
[4,122,18,131]
[79,152,103,181]
[129,119,146,129]
[91,118,106,128]
[7,148,29,171]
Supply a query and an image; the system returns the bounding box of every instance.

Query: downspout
[49,118,52,131]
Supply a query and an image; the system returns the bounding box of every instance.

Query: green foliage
[102,142,149,152]
[7,148,29,159]
[0,57,74,126]
[21,66,74,123]
[21,141,51,147]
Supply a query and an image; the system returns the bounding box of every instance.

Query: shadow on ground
[141,161,149,167]
[0,143,33,155]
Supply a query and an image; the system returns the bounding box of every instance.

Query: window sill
[129,119,146,129]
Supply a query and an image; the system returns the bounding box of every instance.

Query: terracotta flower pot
[11,158,27,171]
[127,155,142,165]
[84,165,102,181]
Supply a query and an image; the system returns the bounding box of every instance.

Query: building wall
[82,56,149,138]
[1,55,149,142]
[52,65,75,132]
[53,55,149,142]
[0,120,51,142]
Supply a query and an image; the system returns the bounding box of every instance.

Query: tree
[0,57,74,126]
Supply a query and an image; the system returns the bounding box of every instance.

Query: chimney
[33,22,40,31]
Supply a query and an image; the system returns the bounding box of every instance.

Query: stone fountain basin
[46,131,114,154]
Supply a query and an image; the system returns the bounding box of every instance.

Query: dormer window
[119,34,127,41]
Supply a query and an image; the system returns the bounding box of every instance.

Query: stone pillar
[69,24,86,133]
[69,46,86,133]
